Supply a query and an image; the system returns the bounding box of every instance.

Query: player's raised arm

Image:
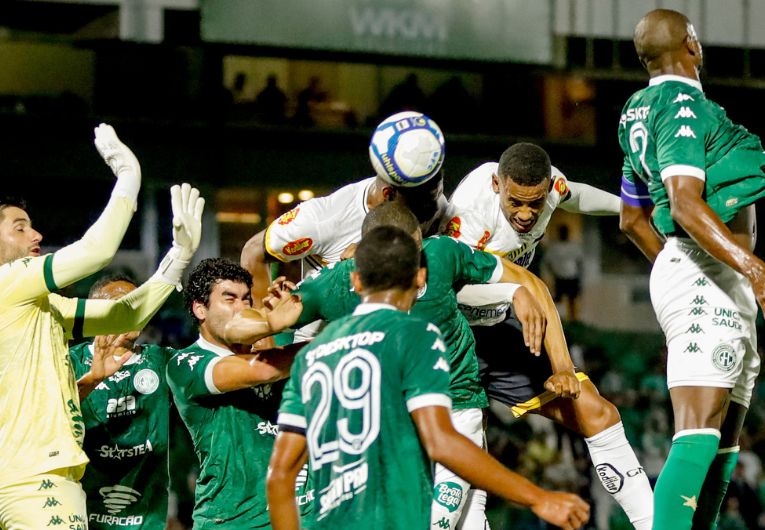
[411,405,589,529]
[559,179,621,215]
[0,124,141,304]
[223,277,303,344]
[62,184,205,337]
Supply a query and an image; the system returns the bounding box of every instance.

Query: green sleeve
[166,350,220,400]
[430,237,501,286]
[294,271,326,328]
[399,320,452,410]
[277,355,306,434]
[68,342,92,380]
[654,91,708,180]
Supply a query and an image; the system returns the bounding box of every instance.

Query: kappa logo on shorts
[433,517,451,529]
[278,207,300,225]
[691,295,708,305]
[596,463,624,494]
[712,343,737,372]
[688,307,707,316]
[684,342,701,353]
[283,237,313,256]
[686,324,704,334]
[693,277,709,287]
[434,482,463,512]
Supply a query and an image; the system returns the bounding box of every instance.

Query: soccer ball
[369,111,445,187]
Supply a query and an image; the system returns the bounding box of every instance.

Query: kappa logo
[673,93,695,103]
[176,352,202,370]
[43,497,61,508]
[712,343,737,372]
[475,230,491,251]
[433,357,450,372]
[691,295,708,305]
[675,125,697,138]
[687,323,704,334]
[433,518,451,529]
[278,207,300,225]
[47,515,64,526]
[688,307,707,316]
[596,463,624,493]
[444,217,461,239]
[38,479,56,490]
[674,106,697,119]
[693,277,709,287]
[99,485,141,515]
[684,342,701,353]
[283,237,313,257]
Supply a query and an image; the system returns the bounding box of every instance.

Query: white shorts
[650,238,760,407]
[432,407,487,530]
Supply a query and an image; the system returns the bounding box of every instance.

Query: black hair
[89,272,138,298]
[355,226,420,292]
[0,196,27,221]
[497,143,551,186]
[362,201,420,237]
[184,258,253,322]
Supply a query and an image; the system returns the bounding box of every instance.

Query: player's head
[185,258,253,345]
[493,143,551,233]
[351,226,425,310]
[362,201,422,248]
[0,196,42,265]
[90,273,141,347]
[634,9,702,73]
[395,172,444,227]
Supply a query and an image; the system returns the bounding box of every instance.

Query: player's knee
[583,394,621,435]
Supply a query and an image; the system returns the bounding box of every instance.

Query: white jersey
[445,162,572,325]
[264,178,375,277]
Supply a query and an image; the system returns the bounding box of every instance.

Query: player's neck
[646,58,700,83]
[360,290,415,312]
[199,327,247,354]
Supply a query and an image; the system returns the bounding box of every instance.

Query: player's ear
[491,173,500,194]
[350,271,363,293]
[192,300,208,321]
[415,267,427,289]
[382,186,397,201]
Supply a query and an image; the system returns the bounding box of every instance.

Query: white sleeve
[263,202,323,262]
[559,180,621,215]
[456,282,522,306]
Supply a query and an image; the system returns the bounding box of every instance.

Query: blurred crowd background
[4,1,765,528]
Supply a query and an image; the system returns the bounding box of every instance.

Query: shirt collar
[352,303,399,316]
[649,74,703,92]
[195,336,234,358]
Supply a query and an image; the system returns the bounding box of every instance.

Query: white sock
[585,422,653,530]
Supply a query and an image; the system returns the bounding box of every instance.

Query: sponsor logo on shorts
[712,343,737,372]
[595,463,624,494]
[133,369,159,395]
[283,237,313,257]
[278,207,300,225]
[434,481,463,512]
[89,513,144,526]
[713,308,742,331]
[444,217,461,239]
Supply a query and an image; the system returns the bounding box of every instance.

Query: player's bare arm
[620,202,664,262]
[665,175,765,310]
[210,344,301,393]
[267,431,309,530]
[559,180,621,215]
[240,229,276,306]
[412,405,590,530]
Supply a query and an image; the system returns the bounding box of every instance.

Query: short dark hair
[0,196,27,221]
[89,272,138,298]
[355,226,420,292]
[184,258,253,322]
[497,143,551,186]
[362,201,419,237]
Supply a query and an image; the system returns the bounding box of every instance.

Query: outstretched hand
[263,276,303,333]
[170,183,205,260]
[94,123,141,184]
[91,334,134,383]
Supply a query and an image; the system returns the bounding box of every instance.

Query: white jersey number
[303,349,381,469]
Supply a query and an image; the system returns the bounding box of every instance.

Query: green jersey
[278,304,452,529]
[166,338,286,529]
[295,235,502,410]
[618,75,765,236]
[70,342,172,530]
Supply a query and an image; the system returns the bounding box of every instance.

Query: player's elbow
[669,199,694,228]
[241,230,268,273]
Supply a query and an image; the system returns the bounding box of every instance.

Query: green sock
[691,447,739,530]
[653,430,720,530]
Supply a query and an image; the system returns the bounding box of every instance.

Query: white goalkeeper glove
[153,183,205,289]
[93,123,141,202]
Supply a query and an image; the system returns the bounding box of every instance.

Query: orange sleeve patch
[277,207,300,225]
[476,230,491,251]
[554,178,568,196]
[444,216,462,239]
[282,238,313,257]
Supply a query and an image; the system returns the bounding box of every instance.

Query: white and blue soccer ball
[369,111,445,187]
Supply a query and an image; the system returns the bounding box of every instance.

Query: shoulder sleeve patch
[282,237,314,257]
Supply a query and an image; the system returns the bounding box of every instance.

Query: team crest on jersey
[444,217,461,238]
[554,177,568,197]
[278,207,300,225]
[712,343,737,372]
[283,237,313,256]
[476,230,491,251]
[133,369,159,395]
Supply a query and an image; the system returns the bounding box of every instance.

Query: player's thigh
[538,379,620,438]
[0,470,87,530]
[432,408,484,525]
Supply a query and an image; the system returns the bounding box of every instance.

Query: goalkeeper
[0,124,205,529]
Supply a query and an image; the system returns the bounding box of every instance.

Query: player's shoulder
[452,162,497,200]
[167,342,214,373]
[68,341,92,360]
[142,343,177,363]
[424,234,471,255]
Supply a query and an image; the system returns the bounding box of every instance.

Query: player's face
[93,280,141,347]
[493,175,549,233]
[199,280,253,345]
[0,206,43,264]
